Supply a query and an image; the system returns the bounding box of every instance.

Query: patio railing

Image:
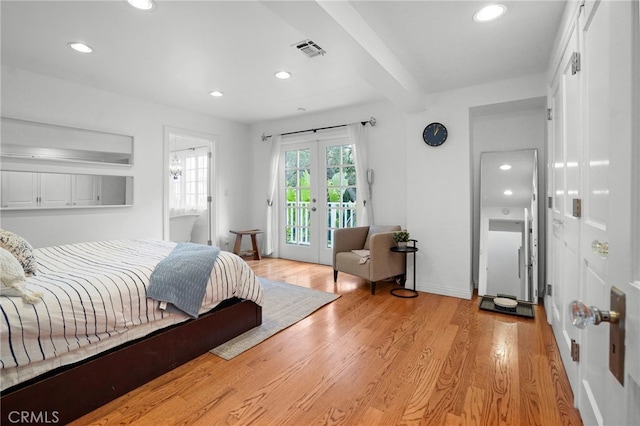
[286,201,356,246]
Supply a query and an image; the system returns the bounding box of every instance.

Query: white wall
[407,73,546,299]
[0,66,251,248]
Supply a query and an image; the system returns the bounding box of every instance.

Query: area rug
[210,278,340,360]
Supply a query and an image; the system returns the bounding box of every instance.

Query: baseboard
[415,282,473,300]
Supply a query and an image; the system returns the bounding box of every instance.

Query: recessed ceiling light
[499,164,512,170]
[275,71,291,80]
[503,189,513,196]
[68,42,93,53]
[473,4,507,22]
[209,91,224,97]
[126,0,155,10]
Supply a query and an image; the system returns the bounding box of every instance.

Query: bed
[0,239,263,424]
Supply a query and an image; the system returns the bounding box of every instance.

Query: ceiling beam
[261,0,426,113]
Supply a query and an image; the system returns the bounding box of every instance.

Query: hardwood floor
[72,258,583,425]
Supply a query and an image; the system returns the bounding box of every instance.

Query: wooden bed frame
[1,297,262,425]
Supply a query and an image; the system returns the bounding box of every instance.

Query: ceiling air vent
[294,39,326,58]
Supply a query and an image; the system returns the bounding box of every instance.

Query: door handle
[591,240,609,259]
[569,288,626,385]
[569,300,619,328]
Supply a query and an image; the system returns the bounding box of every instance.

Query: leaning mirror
[478,149,538,303]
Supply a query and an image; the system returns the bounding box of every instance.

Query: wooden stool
[230,229,263,260]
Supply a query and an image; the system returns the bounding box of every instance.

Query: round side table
[390,240,418,298]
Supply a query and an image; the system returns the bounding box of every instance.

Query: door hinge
[207,195,212,202]
[548,196,553,209]
[571,339,580,362]
[547,284,552,296]
[547,108,553,120]
[208,152,212,159]
[573,198,582,218]
[571,51,581,75]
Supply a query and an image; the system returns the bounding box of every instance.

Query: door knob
[569,300,620,328]
[591,240,609,259]
[311,207,317,212]
[569,288,626,385]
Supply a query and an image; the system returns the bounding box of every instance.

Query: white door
[548,2,639,424]
[574,1,639,424]
[279,137,356,265]
[547,21,582,393]
[279,142,318,263]
[530,151,539,301]
[522,209,530,300]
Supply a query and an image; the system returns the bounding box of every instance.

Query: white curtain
[264,134,281,255]
[348,123,372,226]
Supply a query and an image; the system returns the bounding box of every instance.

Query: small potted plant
[393,230,410,248]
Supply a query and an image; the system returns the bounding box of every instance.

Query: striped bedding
[0,240,263,390]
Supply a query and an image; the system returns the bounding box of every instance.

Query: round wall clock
[423,122,448,147]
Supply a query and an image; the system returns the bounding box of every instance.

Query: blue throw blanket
[147,242,220,318]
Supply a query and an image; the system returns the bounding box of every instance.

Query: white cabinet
[40,172,72,207]
[1,171,39,208]
[1,171,100,209]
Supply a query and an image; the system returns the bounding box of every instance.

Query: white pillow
[0,247,41,303]
[0,229,38,276]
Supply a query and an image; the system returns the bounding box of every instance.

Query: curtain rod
[261,117,377,142]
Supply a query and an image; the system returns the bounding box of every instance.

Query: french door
[547,2,638,424]
[278,137,357,265]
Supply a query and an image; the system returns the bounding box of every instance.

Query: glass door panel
[325,143,357,251]
[280,144,318,262]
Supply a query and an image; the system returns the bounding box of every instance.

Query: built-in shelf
[0,171,133,210]
[0,117,135,211]
[1,117,134,165]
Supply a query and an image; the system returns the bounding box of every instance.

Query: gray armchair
[333,225,405,294]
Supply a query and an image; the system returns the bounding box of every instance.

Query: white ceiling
[1,0,566,125]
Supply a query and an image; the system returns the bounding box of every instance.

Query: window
[170,146,208,213]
